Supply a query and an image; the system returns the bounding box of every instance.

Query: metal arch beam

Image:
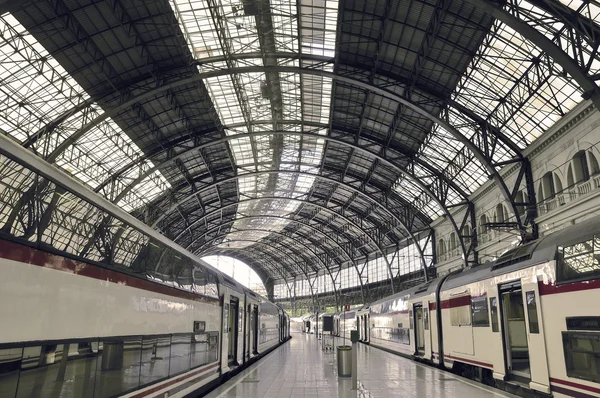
[206,239,330,306]
[219,246,291,283]
[207,228,324,278]
[197,227,342,309]
[212,238,308,280]
[24,63,509,263]
[164,195,401,292]
[210,244,319,313]
[23,53,558,258]
[141,135,437,273]
[210,243,312,303]
[140,130,447,243]
[462,0,600,107]
[214,250,286,300]
[191,214,362,264]
[43,65,497,211]
[182,214,367,301]
[155,168,425,245]
[32,64,485,265]
[151,167,430,281]
[208,238,319,300]
[206,251,275,292]
[28,52,522,166]
[102,123,468,214]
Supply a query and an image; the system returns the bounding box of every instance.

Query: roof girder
[200,227,342,307]
[167,193,407,292]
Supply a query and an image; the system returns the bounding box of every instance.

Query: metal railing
[537,174,600,216]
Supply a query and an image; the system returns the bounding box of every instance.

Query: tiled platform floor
[204,333,518,398]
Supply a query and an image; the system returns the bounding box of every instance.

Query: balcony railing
[538,174,600,215]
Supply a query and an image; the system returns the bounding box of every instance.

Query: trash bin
[337,345,352,377]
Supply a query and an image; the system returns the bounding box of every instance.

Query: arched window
[437,239,446,260]
[449,232,457,251]
[480,214,488,235]
[495,203,506,223]
[541,172,556,200]
[572,150,590,184]
[537,181,545,202]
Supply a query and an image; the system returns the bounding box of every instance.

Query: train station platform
[204,334,518,398]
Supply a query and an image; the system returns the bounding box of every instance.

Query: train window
[558,236,600,283]
[450,305,471,326]
[562,331,600,383]
[490,297,499,332]
[525,291,539,334]
[424,308,429,330]
[471,295,490,327]
[0,347,21,396]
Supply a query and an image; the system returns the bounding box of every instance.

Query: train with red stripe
[355,216,600,398]
[0,238,290,398]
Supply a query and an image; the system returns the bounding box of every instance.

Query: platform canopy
[0,0,598,290]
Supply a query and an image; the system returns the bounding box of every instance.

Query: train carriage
[369,281,441,359]
[366,214,600,398]
[0,238,290,398]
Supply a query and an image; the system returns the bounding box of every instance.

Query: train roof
[369,277,443,307]
[214,271,246,293]
[441,214,600,291]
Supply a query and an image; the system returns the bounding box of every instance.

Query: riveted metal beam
[197,227,341,309]
[180,214,368,301]
[148,167,430,281]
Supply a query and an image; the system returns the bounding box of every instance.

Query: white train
[0,238,290,398]
[357,215,600,398]
[332,310,357,341]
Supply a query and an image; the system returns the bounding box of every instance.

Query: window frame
[562,331,600,384]
[525,291,540,334]
[557,235,600,285]
[489,296,499,332]
[471,294,490,328]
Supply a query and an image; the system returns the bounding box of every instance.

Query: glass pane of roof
[172,0,337,249]
[0,13,169,212]
[453,18,582,149]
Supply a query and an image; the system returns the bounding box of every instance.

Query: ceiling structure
[0,0,599,297]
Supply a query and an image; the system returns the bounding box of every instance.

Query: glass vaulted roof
[0,0,598,284]
[170,0,336,248]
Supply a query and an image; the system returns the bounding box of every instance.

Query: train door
[252,305,259,354]
[237,299,244,365]
[357,316,361,340]
[228,297,239,366]
[246,303,252,362]
[499,281,530,381]
[414,303,425,355]
[521,282,550,393]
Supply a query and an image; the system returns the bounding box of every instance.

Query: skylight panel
[171,0,338,250]
[453,18,582,150]
[0,14,169,212]
[0,14,89,143]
